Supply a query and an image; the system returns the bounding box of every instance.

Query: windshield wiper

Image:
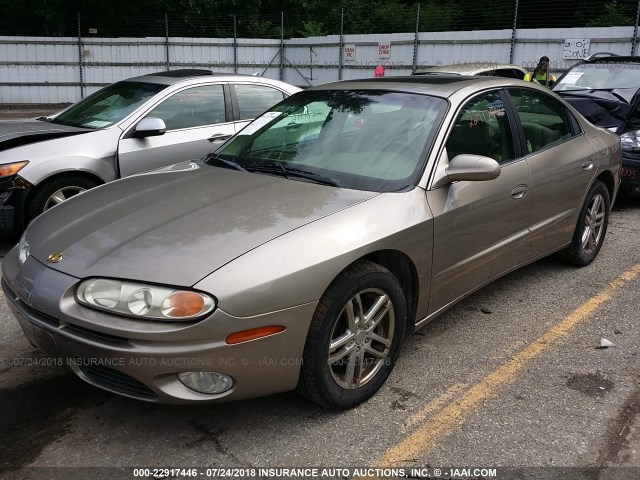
[245,161,289,178]
[558,88,630,103]
[244,160,340,187]
[205,153,247,171]
[280,167,340,187]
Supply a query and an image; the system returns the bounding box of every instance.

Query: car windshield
[209,90,447,192]
[554,62,640,91]
[51,81,168,129]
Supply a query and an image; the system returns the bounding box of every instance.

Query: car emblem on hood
[47,252,64,263]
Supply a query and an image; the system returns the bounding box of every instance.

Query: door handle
[582,161,594,171]
[511,184,528,199]
[208,133,232,143]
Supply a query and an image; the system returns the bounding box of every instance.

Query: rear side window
[235,84,285,120]
[446,90,516,164]
[508,88,576,154]
[479,68,523,79]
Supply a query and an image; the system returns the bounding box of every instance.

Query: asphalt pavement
[0,196,638,480]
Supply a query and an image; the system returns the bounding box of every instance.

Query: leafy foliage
[0,0,638,37]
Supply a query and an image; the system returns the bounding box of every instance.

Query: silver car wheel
[581,193,606,254]
[327,288,395,389]
[43,186,87,211]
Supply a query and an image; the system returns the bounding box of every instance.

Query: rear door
[426,89,532,314]
[230,83,288,132]
[506,87,597,254]
[117,83,234,177]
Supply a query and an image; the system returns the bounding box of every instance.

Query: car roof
[580,55,640,65]
[307,75,500,98]
[125,69,285,86]
[414,63,525,75]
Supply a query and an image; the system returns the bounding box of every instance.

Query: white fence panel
[0,26,637,103]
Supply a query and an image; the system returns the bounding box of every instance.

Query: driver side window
[145,85,226,131]
[446,91,516,164]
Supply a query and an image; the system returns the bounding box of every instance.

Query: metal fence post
[509,0,519,64]
[165,13,170,70]
[412,3,420,73]
[339,9,344,80]
[233,14,238,73]
[280,11,284,81]
[77,12,85,99]
[633,0,640,55]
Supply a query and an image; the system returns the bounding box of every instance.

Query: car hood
[0,120,92,151]
[26,162,377,287]
[557,88,640,131]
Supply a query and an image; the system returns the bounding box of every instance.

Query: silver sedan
[0,69,300,231]
[3,75,620,409]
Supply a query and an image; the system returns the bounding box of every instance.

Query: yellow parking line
[399,383,467,434]
[375,263,640,466]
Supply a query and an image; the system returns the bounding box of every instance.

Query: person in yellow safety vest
[524,56,557,87]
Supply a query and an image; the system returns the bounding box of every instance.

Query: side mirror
[446,154,501,182]
[133,118,167,138]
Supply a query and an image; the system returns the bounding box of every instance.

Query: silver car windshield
[212,90,447,192]
[51,81,167,129]
[554,63,640,91]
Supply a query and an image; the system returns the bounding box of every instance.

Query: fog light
[178,372,234,394]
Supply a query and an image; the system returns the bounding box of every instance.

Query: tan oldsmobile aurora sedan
[3,76,620,409]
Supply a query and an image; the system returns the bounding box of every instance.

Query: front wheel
[297,261,407,409]
[559,180,610,267]
[26,175,99,224]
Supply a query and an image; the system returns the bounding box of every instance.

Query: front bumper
[0,174,31,233]
[2,248,316,403]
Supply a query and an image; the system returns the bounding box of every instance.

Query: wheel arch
[595,170,615,204]
[359,249,419,335]
[22,170,106,224]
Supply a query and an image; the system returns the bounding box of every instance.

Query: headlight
[620,130,640,152]
[76,279,216,321]
[0,161,28,177]
[18,232,30,265]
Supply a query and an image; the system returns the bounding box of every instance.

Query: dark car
[554,54,640,197]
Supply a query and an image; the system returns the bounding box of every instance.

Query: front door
[117,84,234,177]
[426,89,532,314]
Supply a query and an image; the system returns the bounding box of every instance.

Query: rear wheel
[297,261,407,409]
[26,175,99,224]
[559,180,610,267]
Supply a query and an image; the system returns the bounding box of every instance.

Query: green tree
[586,0,636,27]
[298,21,328,37]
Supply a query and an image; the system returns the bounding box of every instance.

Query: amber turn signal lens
[226,325,286,345]
[161,291,206,318]
[0,161,28,177]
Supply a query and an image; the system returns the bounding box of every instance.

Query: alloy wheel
[327,288,395,389]
[581,193,606,254]
[43,186,87,211]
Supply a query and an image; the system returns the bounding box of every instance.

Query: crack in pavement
[186,419,251,467]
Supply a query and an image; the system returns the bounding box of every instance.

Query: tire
[26,175,99,224]
[559,180,610,267]
[297,260,407,409]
